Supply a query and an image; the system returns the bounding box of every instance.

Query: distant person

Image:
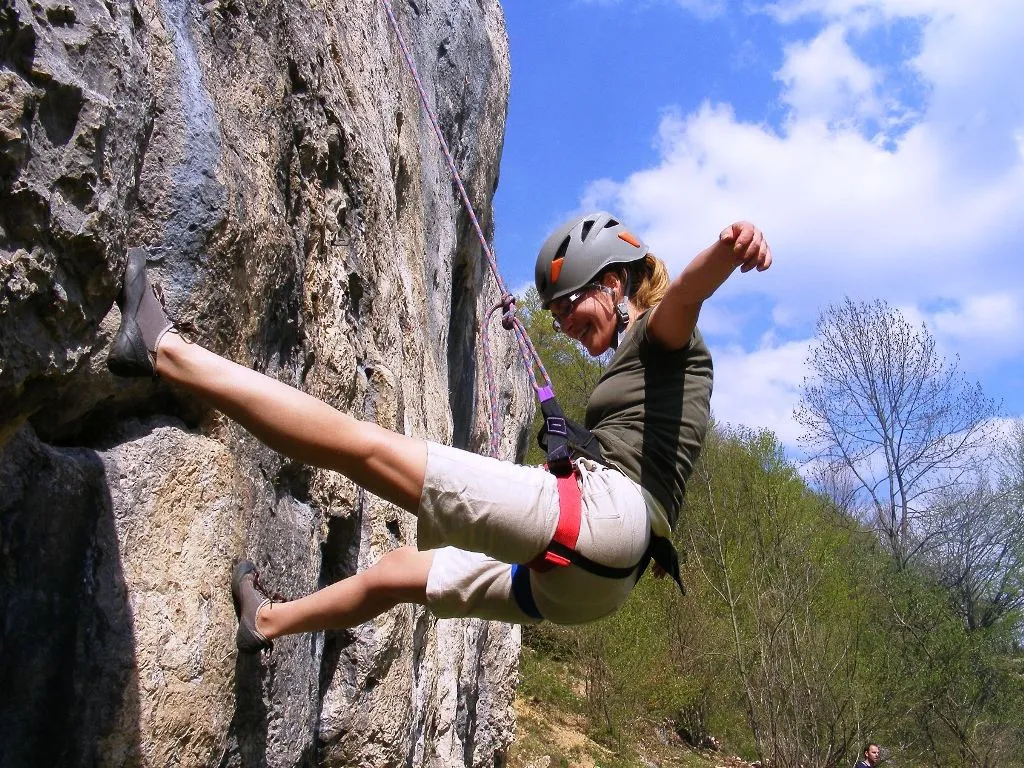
[107,212,771,649]
[855,742,881,768]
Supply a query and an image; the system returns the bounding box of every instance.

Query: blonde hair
[629,254,669,311]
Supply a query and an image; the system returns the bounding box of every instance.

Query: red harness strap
[526,470,582,572]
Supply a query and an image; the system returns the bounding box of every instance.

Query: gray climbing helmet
[534,211,650,308]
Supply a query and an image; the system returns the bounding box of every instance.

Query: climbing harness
[380,2,683,620]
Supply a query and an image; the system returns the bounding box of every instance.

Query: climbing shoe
[107,246,173,377]
[232,560,273,654]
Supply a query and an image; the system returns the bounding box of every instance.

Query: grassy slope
[507,646,750,768]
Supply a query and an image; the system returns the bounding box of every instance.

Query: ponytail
[629,254,670,311]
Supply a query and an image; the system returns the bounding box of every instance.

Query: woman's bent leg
[258,547,433,638]
[155,333,426,512]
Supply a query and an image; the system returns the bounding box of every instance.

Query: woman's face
[550,275,621,356]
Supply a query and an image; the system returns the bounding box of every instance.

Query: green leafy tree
[686,426,881,768]
[868,563,1024,767]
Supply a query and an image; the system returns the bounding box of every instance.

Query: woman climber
[107,211,771,650]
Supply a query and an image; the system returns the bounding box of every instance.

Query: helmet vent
[604,219,619,228]
[554,236,570,263]
[580,220,595,241]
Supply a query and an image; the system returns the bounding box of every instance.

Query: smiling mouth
[569,322,592,341]
[577,324,599,349]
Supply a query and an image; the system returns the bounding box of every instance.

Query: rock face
[0,0,530,765]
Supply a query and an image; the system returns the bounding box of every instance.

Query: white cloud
[585,101,1024,317]
[926,294,1024,370]
[709,338,811,445]
[574,0,1024,441]
[928,294,1024,344]
[776,24,879,125]
[765,0,962,25]
[581,1,1024,348]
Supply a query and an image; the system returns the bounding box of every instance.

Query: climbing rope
[380,1,554,457]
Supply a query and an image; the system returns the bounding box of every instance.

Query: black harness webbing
[536,396,600,478]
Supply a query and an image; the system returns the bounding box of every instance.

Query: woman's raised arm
[646,221,772,350]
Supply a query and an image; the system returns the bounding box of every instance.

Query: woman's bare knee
[366,547,432,605]
[338,425,427,513]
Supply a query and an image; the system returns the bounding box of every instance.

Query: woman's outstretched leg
[155,334,426,511]
[233,547,433,651]
[108,248,426,512]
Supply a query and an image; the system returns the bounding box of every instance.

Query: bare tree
[927,421,1024,630]
[996,419,1024,503]
[795,298,999,568]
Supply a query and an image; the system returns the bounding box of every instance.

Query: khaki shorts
[418,442,651,625]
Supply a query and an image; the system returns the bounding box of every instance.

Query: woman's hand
[719,221,772,273]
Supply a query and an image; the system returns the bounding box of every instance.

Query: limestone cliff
[0,0,530,765]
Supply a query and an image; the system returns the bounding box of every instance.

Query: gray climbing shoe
[107,247,173,377]
[232,560,273,654]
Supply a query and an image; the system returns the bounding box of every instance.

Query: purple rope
[381,1,552,456]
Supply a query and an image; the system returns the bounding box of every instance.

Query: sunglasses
[549,283,611,331]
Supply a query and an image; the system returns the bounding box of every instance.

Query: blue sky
[492,0,1024,448]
